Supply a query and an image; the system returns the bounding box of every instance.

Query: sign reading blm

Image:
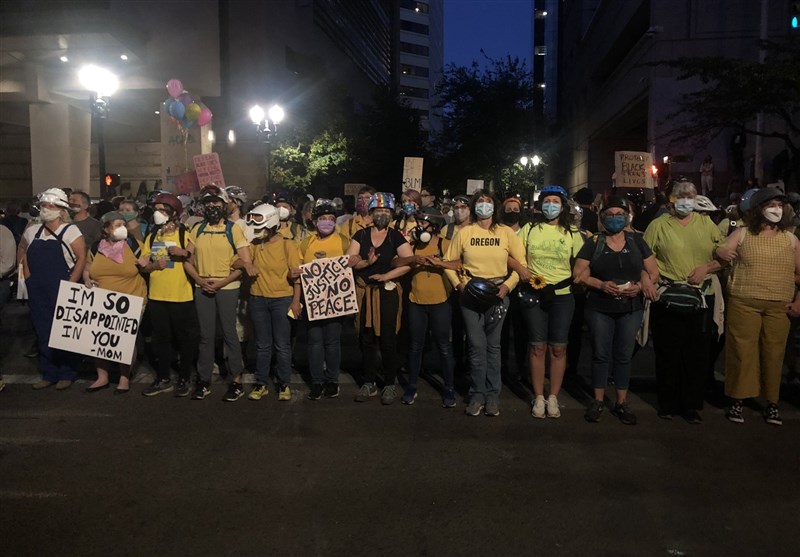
[48,281,144,365]
[615,151,654,189]
[300,256,359,322]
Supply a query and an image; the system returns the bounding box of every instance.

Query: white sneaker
[546,394,561,418]
[531,395,546,419]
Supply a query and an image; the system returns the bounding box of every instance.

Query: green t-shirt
[518,222,583,295]
[643,212,722,283]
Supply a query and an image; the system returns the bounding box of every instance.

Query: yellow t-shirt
[444,223,525,290]
[249,237,299,298]
[518,223,584,295]
[643,212,722,282]
[299,232,349,263]
[89,241,147,301]
[345,215,370,238]
[191,221,249,290]
[278,222,306,242]
[410,237,451,305]
[141,228,194,303]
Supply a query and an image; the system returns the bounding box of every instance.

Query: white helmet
[246,203,279,230]
[37,188,70,208]
[694,195,718,213]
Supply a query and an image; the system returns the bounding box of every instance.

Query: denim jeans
[461,297,510,403]
[585,309,643,390]
[407,301,455,390]
[524,293,575,346]
[249,295,293,385]
[307,317,343,385]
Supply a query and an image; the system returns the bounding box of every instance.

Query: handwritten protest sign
[615,151,654,189]
[402,157,424,192]
[300,256,358,322]
[344,183,367,196]
[466,179,484,194]
[193,152,226,188]
[173,170,200,194]
[48,281,144,365]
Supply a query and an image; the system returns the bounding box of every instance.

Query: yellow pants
[725,296,790,402]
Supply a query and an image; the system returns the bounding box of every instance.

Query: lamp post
[79,65,118,200]
[249,104,284,194]
[520,154,542,194]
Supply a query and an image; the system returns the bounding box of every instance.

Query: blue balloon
[169,101,185,119]
[181,117,195,128]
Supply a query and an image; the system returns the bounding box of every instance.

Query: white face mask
[40,208,61,222]
[278,207,290,221]
[153,211,169,225]
[674,198,695,216]
[111,226,128,241]
[763,206,783,223]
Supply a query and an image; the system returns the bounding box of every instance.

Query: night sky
[445,0,532,69]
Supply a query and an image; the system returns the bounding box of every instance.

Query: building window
[401,63,429,78]
[401,0,429,14]
[400,42,430,56]
[534,46,547,56]
[399,85,429,99]
[400,20,430,35]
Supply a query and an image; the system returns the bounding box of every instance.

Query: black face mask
[503,212,521,225]
[203,206,225,224]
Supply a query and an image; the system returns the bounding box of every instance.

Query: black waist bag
[517,277,572,310]
[658,283,705,312]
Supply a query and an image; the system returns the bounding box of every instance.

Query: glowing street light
[249,103,286,193]
[79,65,118,199]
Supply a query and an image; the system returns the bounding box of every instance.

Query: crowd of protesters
[1,177,799,427]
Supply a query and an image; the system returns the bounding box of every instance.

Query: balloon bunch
[162,78,213,130]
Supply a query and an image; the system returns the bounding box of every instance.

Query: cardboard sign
[193,152,226,188]
[466,179,484,195]
[300,256,358,321]
[173,170,200,194]
[344,183,368,196]
[614,151,654,189]
[49,281,144,365]
[402,157,424,192]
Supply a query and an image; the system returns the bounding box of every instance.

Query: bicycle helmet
[462,278,501,312]
[225,185,248,207]
[540,185,569,202]
[312,199,337,220]
[368,192,395,211]
[739,188,760,212]
[693,195,719,213]
[749,187,785,210]
[153,192,183,216]
[199,184,229,204]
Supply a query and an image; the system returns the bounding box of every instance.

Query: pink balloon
[197,106,213,127]
[177,92,193,107]
[166,79,183,98]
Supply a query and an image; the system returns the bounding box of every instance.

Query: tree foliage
[430,54,542,195]
[655,40,800,168]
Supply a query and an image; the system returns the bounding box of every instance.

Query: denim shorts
[523,293,575,346]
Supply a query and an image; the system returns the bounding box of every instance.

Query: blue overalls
[26,224,77,382]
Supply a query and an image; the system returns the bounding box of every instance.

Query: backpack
[147,223,188,251]
[194,220,236,252]
[91,236,141,259]
[444,222,456,241]
[300,232,350,261]
[590,231,644,269]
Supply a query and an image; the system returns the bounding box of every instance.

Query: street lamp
[79,65,118,199]
[520,154,543,196]
[249,104,285,194]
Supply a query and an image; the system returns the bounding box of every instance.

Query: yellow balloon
[185,102,202,121]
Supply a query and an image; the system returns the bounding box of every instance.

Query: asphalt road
[2,302,799,556]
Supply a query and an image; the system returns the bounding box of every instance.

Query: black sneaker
[612,402,637,425]
[764,403,782,426]
[584,400,604,423]
[192,382,211,400]
[223,382,244,402]
[323,383,340,398]
[308,384,324,400]
[174,379,191,398]
[682,410,702,425]
[726,400,744,423]
[142,379,174,397]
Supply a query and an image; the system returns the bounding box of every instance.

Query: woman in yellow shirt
[392,214,456,407]
[510,186,584,419]
[443,189,526,417]
[83,211,146,394]
[299,201,354,400]
[240,203,301,401]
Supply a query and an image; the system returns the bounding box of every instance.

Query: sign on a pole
[614,151,654,189]
[49,281,144,365]
[402,157,424,192]
[193,152,226,188]
[466,179,484,195]
[300,256,359,322]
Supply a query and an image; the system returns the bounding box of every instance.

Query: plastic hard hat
[37,187,70,209]
[246,203,280,230]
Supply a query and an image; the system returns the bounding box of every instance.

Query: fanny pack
[517,277,573,310]
[657,281,707,313]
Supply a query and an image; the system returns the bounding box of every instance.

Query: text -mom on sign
[300,256,358,322]
[49,281,144,365]
[615,151,654,189]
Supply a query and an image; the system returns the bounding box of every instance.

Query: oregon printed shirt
[444,223,525,290]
